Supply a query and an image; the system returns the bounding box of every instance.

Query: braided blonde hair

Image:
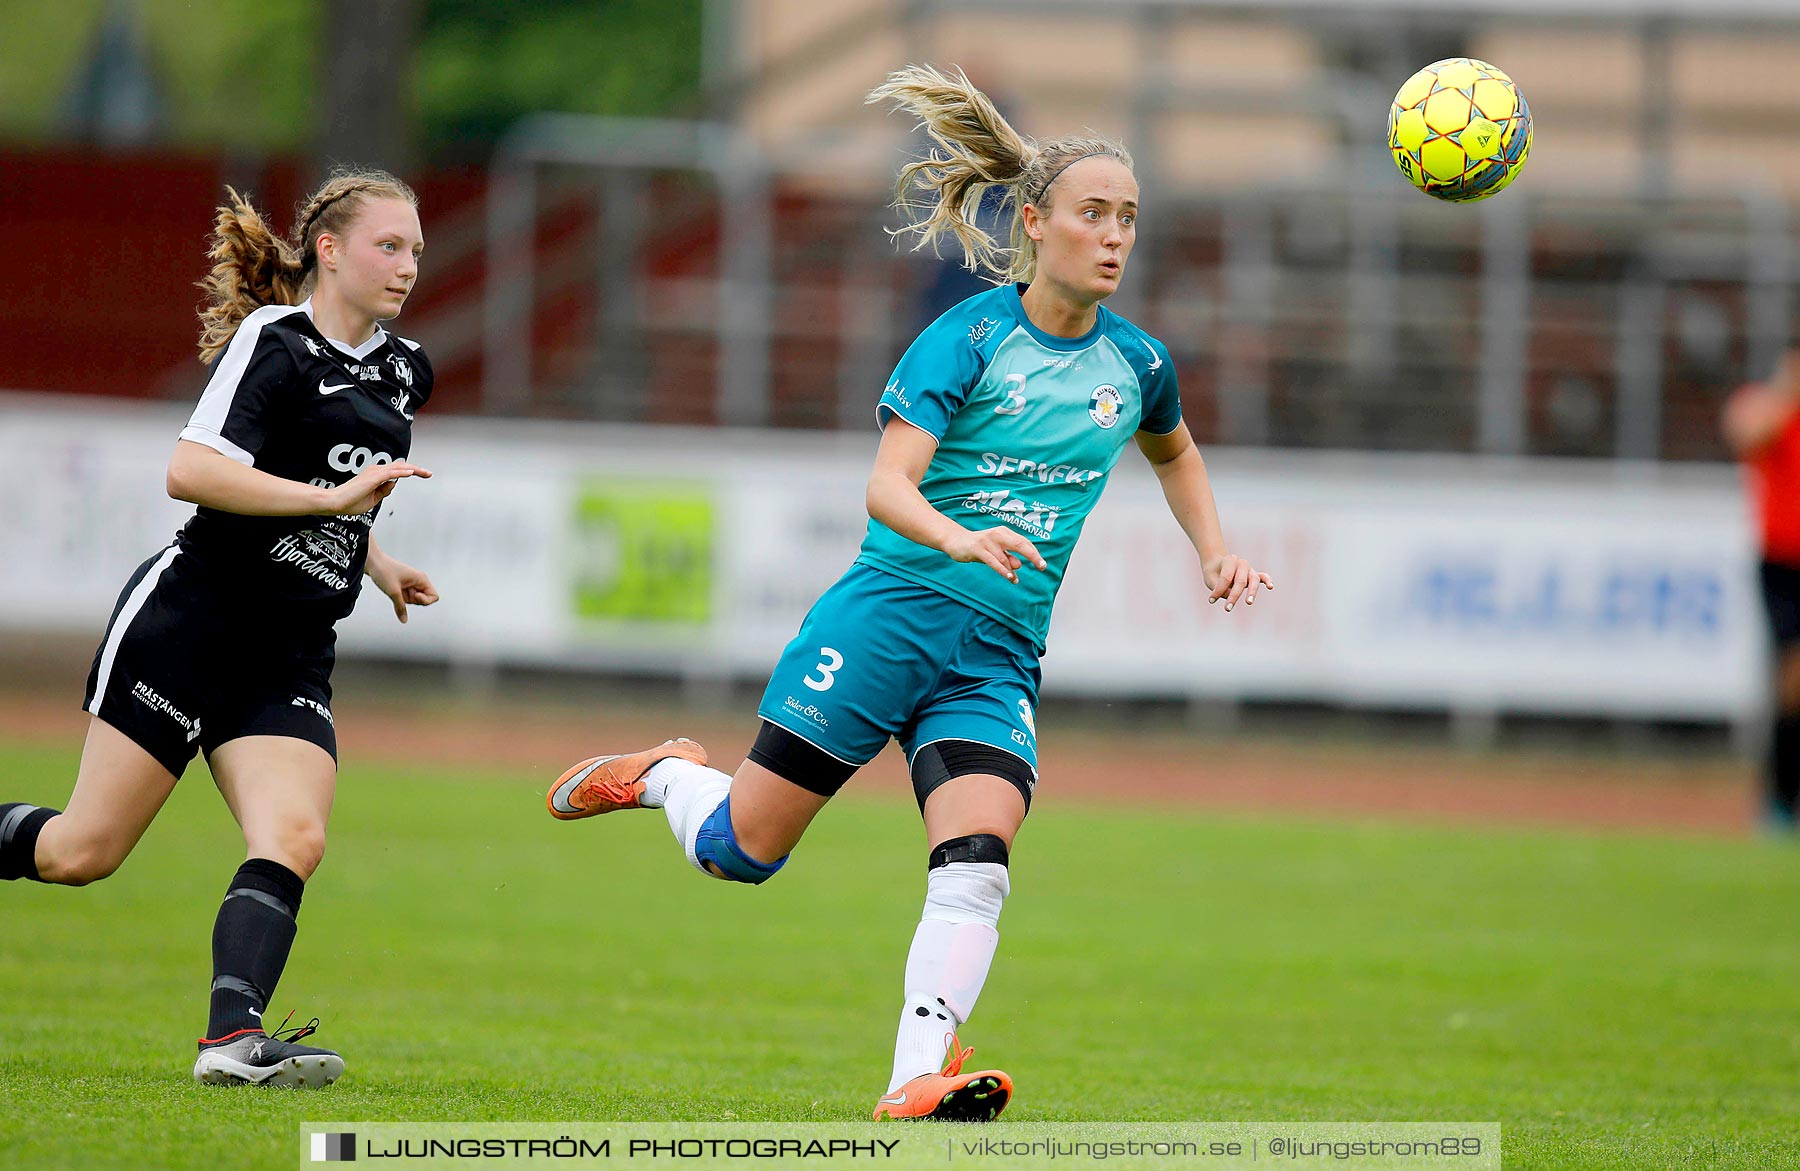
[196,168,418,364]
[866,65,1132,286]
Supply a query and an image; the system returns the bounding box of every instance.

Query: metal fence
[471,0,1800,460]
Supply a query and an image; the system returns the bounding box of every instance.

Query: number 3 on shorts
[803,647,844,692]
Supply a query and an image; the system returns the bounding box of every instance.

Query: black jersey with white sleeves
[174,298,433,624]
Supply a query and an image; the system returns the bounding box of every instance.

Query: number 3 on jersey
[803,647,844,692]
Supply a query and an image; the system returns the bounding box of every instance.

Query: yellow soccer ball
[1387,58,1532,202]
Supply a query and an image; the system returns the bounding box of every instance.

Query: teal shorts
[756,562,1041,789]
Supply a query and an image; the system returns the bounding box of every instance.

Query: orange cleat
[873,1034,1012,1121]
[546,738,708,821]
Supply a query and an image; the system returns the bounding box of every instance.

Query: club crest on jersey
[389,353,413,387]
[1088,384,1123,429]
[1017,698,1036,739]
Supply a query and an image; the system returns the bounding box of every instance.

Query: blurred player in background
[547,65,1271,1119]
[0,170,438,1086]
[1725,348,1800,831]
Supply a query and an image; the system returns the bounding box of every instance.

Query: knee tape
[928,832,1010,870]
[924,835,1010,926]
[693,796,788,885]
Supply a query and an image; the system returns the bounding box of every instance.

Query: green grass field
[2,737,1798,1170]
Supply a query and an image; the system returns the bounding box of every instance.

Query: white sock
[647,757,732,875]
[638,753,694,808]
[887,861,1009,1092]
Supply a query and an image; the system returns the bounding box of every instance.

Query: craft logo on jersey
[969,316,1003,347]
[388,353,413,387]
[965,488,1061,539]
[1088,384,1123,429]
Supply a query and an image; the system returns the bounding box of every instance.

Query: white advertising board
[0,395,1763,720]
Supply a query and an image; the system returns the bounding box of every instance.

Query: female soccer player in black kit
[0,169,437,1088]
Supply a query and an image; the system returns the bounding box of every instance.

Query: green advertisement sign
[571,480,714,626]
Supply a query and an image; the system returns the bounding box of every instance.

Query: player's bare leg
[3,717,179,885]
[707,759,830,866]
[211,736,336,879]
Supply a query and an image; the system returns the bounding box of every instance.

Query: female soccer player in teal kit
[547,65,1272,1120]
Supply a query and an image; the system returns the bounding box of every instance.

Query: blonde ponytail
[867,65,1132,285]
[195,188,307,365]
[195,168,418,364]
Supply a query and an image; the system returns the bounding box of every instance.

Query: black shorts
[82,547,339,778]
[1761,560,1800,649]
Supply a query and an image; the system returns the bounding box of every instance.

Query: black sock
[0,804,59,882]
[205,858,306,1041]
[1773,717,1800,819]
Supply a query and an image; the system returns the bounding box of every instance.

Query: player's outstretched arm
[167,439,431,518]
[1136,424,1272,612]
[866,416,1046,585]
[365,537,439,624]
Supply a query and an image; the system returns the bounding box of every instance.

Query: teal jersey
[857,283,1182,650]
